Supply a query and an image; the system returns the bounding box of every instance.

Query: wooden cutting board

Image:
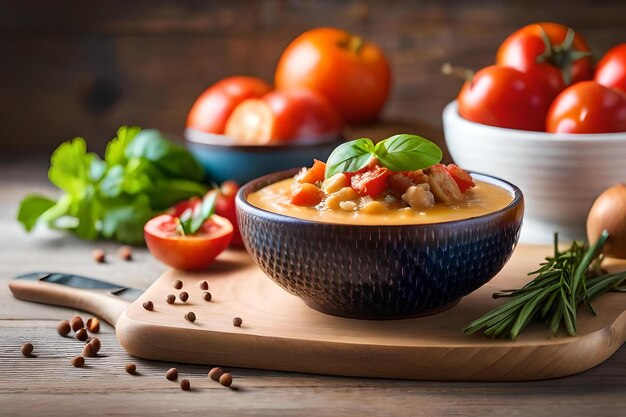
[115,245,626,381]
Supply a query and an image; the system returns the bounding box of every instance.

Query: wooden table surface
[1,159,625,417]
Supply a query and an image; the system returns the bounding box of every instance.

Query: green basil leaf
[48,138,90,195]
[17,194,56,231]
[324,138,375,178]
[190,190,218,234]
[124,130,205,181]
[105,126,142,166]
[374,134,442,171]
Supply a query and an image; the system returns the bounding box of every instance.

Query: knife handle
[9,277,131,327]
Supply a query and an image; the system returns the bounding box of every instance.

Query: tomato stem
[348,35,364,54]
[441,63,474,82]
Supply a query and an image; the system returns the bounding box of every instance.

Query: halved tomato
[144,214,233,271]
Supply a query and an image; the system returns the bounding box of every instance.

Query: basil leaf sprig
[178,190,218,236]
[464,231,626,340]
[324,134,443,178]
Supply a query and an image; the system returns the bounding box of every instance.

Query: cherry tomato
[496,22,593,96]
[215,181,244,247]
[225,89,342,144]
[186,76,272,134]
[275,27,391,124]
[348,166,390,198]
[457,65,552,131]
[144,214,233,271]
[595,44,626,94]
[546,81,626,134]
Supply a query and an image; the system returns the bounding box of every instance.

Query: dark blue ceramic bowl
[185,128,344,184]
[236,169,524,319]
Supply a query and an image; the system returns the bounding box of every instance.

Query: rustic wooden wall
[1,0,626,156]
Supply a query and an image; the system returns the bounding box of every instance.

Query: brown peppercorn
[179,292,189,302]
[165,294,176,304]
[82,343,95,357]
[89,337,101,354]
[118,245,133,261]
[92,249,106,263]
[219,372,233,387]
[180,379,191,391]
[70,315,84,331]
[173,279,183,290]
[57,320,71,336]
[208,367,224,381]
[21,343,33,357]
[184,311,196,323]
[142,301,154,311]
[71,355,85,367]
[75,328,88,341]
[199,280,209,290]
[165,368,178,381]
[86,317,100,333]
[232,317,242,327]
[125,363,136,374]
[203,292,212,302]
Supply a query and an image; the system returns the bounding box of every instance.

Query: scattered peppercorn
[75,328,88,341]
[173,280,183,290]
[89,337,101,354]
[70,316,84,331]
[71,355,85,367]
[203,292,212,302]
[21,343,33,357]
[86,317,100,333]
[219,372,233,387]
[92,249,106,263]
[125,363,137,374]
[179,292,189,302]
[142,301,154,311]
[232,317,242,327]
[165,368,178,381]
[208,367,224,381]
[184,311,196,323]
[180,379,191,391]
[199,281,209,290]
[118,245,133,261]
[57,320,71,336]
[166,294,176,304]
[82,343,95,357]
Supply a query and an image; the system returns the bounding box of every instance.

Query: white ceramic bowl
[443,101,626,244]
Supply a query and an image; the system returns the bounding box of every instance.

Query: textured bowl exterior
[236,169,524,319]
[185,128,343,184]
[443,101,626,243]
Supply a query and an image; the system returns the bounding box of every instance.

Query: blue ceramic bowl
[185,128,344,184]
[236,169,524,320]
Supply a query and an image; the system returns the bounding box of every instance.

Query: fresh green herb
[464,231,626,339]
[17,126,209,245]
[178,191,218,236]
[324,134,442,178]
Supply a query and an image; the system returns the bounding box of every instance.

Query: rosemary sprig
[464,231,626,340]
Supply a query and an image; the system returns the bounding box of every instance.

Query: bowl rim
[236,168,524,229]
[184,128,345,151]
[443,100,626,142]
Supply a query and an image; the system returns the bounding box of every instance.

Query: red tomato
[144,215,233,271]
[275,27,391,124]
[445,164,475,193]
[290,183,325,206]
[186,76,272,134]
[457,65,552,131]
[215,181,243,247]
[546,81,626,134]
[349,166,390,198]
[225,89,342,144]
[298,160,327,184]
[496,22,593,95]
[595,44,626,94]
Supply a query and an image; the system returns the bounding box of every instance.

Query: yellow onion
[586,183,626,259]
